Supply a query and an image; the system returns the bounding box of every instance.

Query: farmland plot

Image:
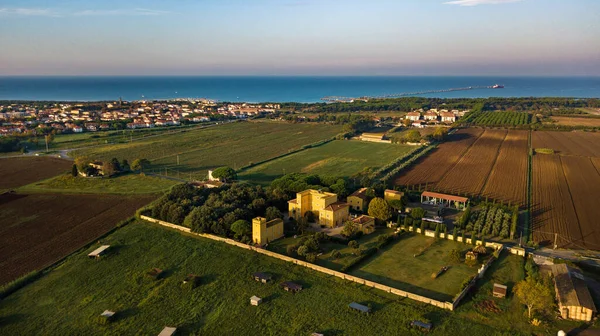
[394,128,483,187]
[532,131,600,157]
[531,155,580,248]
[481,130,529,206]
[560,156,600,249]
[0,193,154,285]
[0,157,71,189]
[435,129,507,196]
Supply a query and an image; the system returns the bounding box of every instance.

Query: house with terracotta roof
[347,187,370,212]
[440,112,456,123]
[352,215,375,234]
[405,112,421,121]
[288,189,350,228]
[424,111,438,121]
[421,191,469,210]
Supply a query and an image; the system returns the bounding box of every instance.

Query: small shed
[158,326,177,336]
[147,268,164,280]
[411,320,432,331]
[280,281,303,293]
[349,302,371,314]
[473,245,487,255]
[253,272,272,284]
[250,295,262,306]
[465,251,478,261]
[493,283,508,298]
[98,310,115,324]
[88,245,110,259]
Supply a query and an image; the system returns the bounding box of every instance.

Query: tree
[331,249,341,259]
[296,216,308,234]
[368,197,392,222]
[211,166,237,182]
[75,156,91,172]
[471,232,476,245]
[231,220,251,239]
[410,207,426,220]
[297,245,309,257]
[420,220,425,235]
[71,164,78,177]
[432,127,449,141]
[449,249,462,263]
[514,277,554,319]
[121,159,131,172]
[131,158,151,172]
[348,240,359,251]
[341,220,359,238]
[265,207,282,221]
[434,225,440,239]
[102,161,116,176]
[404,129,421,143]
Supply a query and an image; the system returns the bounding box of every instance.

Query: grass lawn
[71,121,341,180]
[239,140,414,184]
[0,220,533,336]
[349,234,478,302]
[18,173,178,195]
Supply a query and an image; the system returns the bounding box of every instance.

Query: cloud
[0,7,60,17]
[444,0,523,6]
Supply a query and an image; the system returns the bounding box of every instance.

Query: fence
[141,215,457,310]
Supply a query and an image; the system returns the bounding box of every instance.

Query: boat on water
[492,84,505,89]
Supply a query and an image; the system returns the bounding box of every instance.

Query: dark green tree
[71,164,78,177]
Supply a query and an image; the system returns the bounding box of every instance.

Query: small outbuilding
[88,245,110,259]
[410,320,432,332]
[349,302,371,314]
[280,281,303,293]
[493,283,508,298]
[250,295,262,306]
[147,268,164,280]
[473,245,488,255]
[465,251,478,261]
[98,310,116,324]
[158,326,177,336]
[552,264,597,321]
[253,272,272,283]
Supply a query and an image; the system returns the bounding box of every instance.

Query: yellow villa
[252,217,284,246]
[347,187,369,212]
[352,215,375,234]
[384,189,404,202]
[288,189,350,228]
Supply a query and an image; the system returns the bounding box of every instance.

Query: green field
[71,122,342,180]
[0,220,554,335]
[350,234,477,302]
[18,173,178,195]
[239,140,414,184]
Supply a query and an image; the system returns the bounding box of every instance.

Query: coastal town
[0,100,281,136]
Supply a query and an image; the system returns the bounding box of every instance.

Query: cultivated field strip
[435,129,507,196]
[481,130,529,206]
[394,128,483,187]
[532,131,600,157]
[0,157,71,189]
[0,193,154,285]
[560,156,600,249]
[532,155,580,248]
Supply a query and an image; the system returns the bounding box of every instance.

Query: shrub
[306,253,317,263]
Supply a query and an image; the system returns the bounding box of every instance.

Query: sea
[0,76,599,103]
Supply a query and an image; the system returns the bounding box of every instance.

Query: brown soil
[0,157,72,189]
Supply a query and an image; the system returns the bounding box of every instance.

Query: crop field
[435,129,507,196]
[394,128,483,187]
[551,116,600,127]
[239,140,414,184]
[19,173,178,195]
[71,122,342,180]
[469,111,531,127]
[0,221,538,336]
[0,193,154,285]
[532,131,600,157]
[349,234,477,302]
[481,130,529,206]
[0,157,72,189]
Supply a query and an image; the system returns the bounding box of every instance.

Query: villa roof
[348,188,368,200]
[323,202,350,212]
[421,191,468,203]
[385,189,403,195]
[353,215,374,225]
[288,199,297,204]
[552,264,597,311]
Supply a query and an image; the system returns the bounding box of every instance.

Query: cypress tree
[461,230,466,244]
[71,164,78,177]
[420,220,425,235]
[434,225,440,239]
[471,232,476,246]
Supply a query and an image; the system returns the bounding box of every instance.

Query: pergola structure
[420,191,469,210]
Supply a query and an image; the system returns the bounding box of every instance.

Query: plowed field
[435,129,507,196]
[0,157,71,189]
[532,131,600,157]
[394,128,483,187]
[481,130,529,206]
[0,193,154,285]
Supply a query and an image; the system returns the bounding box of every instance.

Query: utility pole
[554,233,558,250]
[44,135,49,153]
[177,155,180,165]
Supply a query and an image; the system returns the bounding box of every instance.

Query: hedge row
[0,271,42,300]
[339,233,399,273]
[370,147,421,179]
[379,145,437,183]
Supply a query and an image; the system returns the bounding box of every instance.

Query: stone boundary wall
[141,216,455,310]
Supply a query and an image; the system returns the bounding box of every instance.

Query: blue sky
[0,0,598,76]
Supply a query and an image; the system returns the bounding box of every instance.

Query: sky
[0,0,599,76]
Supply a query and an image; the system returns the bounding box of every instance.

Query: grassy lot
[239,140,414,184]
[71,121,341,180]
[269,229,395,271]
[18,173,178,195]
[350,234,478,302]
[0,220,556,336]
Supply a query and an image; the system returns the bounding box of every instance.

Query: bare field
[551,116,600,127]
[481,130,529,206]
[0,157,72,189]
[394,128,483,187]
[0,193,154,285]
[435,129,507,196]
[532,131,600,157]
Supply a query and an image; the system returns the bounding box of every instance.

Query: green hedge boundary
[339,232,403,273]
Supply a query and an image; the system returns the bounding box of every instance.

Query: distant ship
[492,84,505,89]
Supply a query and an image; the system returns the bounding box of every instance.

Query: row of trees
[73,156,150,177]
[463,204,517,239]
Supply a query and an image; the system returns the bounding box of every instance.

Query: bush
[0,270,41,299]
[306,253,317,263]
